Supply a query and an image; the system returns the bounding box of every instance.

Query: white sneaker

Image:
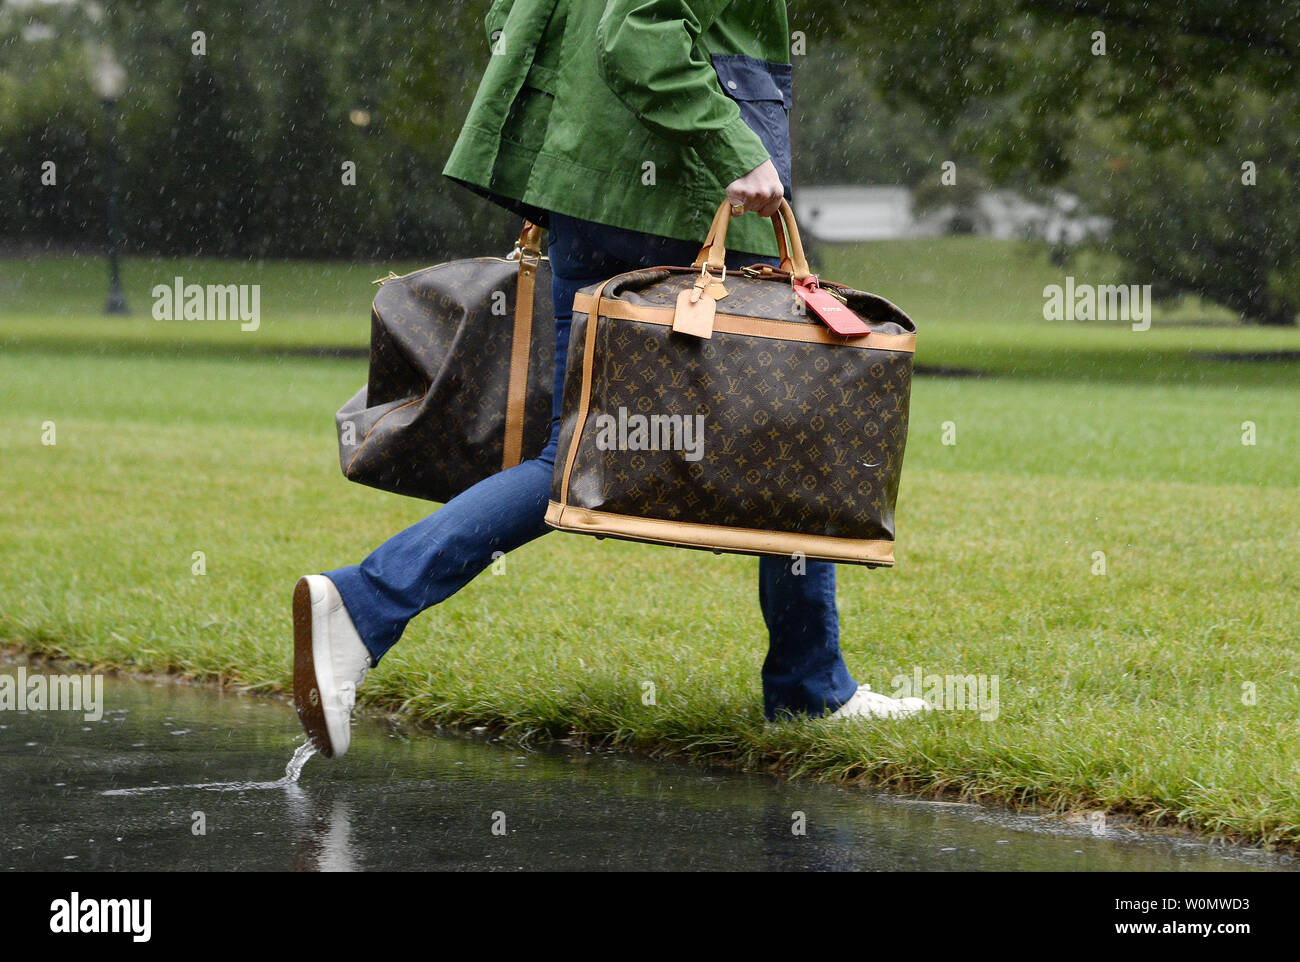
[830,684,930,720]
[293,575,371,758]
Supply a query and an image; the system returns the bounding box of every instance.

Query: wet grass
[1,242,1297,849]
[4,239,1296,385]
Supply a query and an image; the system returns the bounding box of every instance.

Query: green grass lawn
[2,239,1297,848]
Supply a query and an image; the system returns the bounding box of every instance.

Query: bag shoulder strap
[502,221,543,469]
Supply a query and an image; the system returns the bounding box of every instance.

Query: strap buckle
[699,261,726,283]
[507,246,546,263]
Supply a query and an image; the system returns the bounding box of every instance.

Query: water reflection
[1,670,1293,872]
[289,795,359,873]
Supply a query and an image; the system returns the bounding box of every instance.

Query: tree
[0,0,509,259]
[142,52,261,256]
[803,0,1300,324]
[1071,90,1300,326]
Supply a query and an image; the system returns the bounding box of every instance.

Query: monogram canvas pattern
[550,267,916,564]
[336,257,555,503]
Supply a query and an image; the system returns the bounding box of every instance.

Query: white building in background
[795,186,914,241]
[794,185,1109,243]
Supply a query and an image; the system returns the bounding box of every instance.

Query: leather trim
[693,199,811,280]
[502,222,543,469]
[571,291,917,354]
[544,502,895,566]
[556,277,614,507]
[693,202,794,274]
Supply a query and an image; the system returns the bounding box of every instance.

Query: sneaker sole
[292,576,335,758]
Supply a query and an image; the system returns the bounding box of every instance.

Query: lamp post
[90,47,128,315]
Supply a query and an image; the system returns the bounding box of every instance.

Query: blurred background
[2,0,1296,325]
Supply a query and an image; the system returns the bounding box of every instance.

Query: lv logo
[726,376,743,395]
[610,361,629,382]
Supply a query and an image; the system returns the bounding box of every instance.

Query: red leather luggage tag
[794,278,871,336]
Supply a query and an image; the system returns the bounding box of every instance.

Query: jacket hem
[444,125,781,258]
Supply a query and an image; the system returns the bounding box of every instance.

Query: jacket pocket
[710,54,793,195]
[524,61,558,95]
[501,81,555,149]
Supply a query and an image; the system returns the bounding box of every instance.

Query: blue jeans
[326,213,858,720]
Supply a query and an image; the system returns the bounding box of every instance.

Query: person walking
[294,0,926,758]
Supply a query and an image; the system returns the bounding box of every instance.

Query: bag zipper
[371,252,549,287]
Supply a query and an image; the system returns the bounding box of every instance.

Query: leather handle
[691,199,811,280]
[692,203,793,274]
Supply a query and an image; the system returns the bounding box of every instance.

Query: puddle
[100,741,317,796]
[1,669,1293,871]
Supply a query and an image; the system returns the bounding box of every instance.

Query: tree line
[1,0,1295,323]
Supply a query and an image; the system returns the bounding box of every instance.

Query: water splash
[283,740,317,782]
[102,740,318,796]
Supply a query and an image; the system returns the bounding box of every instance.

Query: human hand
[726,159,783,218]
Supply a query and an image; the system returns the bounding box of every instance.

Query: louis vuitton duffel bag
[545,200,917,567]
[335,222,556,503]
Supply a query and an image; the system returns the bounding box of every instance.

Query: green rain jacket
[443,0,794,257]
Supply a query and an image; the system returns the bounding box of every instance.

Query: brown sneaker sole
[292,576,335,758]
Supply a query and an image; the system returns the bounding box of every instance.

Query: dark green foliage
[794,0,1299,324]
[0,0,512,259]
[2,0,1296,322]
